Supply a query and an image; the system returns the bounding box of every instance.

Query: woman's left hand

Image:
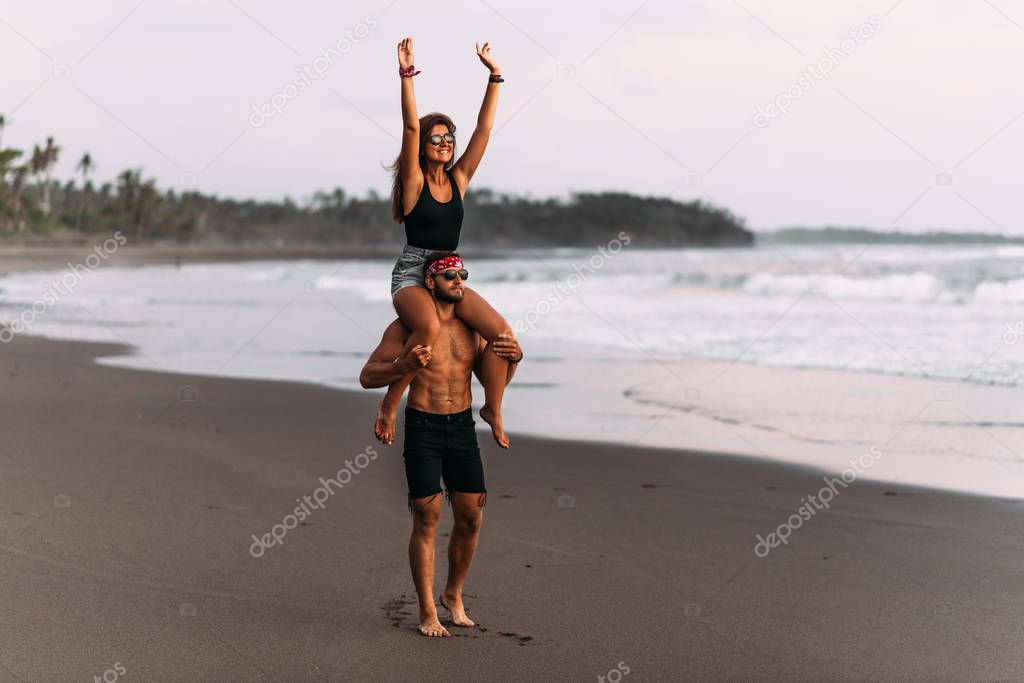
[475,41,500,74]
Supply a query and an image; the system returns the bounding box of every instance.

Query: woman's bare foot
[479,404,509,449]
[374,399,397,446]
[418,612,451,637]
[440,592,476,627]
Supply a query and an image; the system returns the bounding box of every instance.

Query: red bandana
[425,255,464,279]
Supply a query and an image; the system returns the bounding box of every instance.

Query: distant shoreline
[0,240,765,276]
[761,226,1023,245]
[0,233,1017,277]
[0,241,545,276]
[0,243,390,276]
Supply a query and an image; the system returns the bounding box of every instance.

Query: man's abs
[407,366,471,413]
[406,319,477,414]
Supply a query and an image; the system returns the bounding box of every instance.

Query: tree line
[0,119,752,247]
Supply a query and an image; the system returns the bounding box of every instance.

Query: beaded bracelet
[399,64,421,77]
[488,73,504,83]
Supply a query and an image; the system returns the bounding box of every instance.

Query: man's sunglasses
[437,268,469,281]
[427,132,455,146]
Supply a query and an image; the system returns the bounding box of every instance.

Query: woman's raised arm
[452,42,501,189]
[398,37,421,189]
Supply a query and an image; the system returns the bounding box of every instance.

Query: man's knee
[485,323,515,348]
[413,513,440,538]
[454,510,482,535]
[411,495,441,534]
[453,494,485,533]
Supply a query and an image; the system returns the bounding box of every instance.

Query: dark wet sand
[1,334,1022,681]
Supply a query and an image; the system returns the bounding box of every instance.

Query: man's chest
[431,322,477,365]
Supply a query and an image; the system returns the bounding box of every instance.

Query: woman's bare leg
[454,288,515,448]
[374,286,440,445]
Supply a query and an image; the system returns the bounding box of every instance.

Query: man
[359,254,523,638]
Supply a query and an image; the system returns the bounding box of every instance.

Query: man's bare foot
[419,613,451,637]
[479,404,509,449]
[439,592,476,627]
[374,399,397,446]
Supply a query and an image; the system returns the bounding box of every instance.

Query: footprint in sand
[381,594,535,645]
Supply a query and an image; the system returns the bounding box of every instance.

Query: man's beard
[434,288,464,304]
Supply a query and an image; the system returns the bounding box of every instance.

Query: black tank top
[403,168,464,251]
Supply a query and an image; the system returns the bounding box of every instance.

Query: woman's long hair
[387,112,457,224]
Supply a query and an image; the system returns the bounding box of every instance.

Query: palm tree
[135,178,160,238]
[29,145,46,215]
[117,168,161,237]
[39,136,60,215]
[0,148,21,232]
[75,152,94,231]
[10,165,29,232]
[117,168,140,218]
[330,186,346,218]
[0,149,21,177]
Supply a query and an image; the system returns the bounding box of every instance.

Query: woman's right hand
[397,37,415,69]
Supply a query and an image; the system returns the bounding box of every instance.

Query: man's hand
[398,344,431,372]
[490,334,521,362]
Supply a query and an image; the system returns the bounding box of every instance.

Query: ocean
[2,241,1022,498]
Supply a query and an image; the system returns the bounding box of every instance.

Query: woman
[376,37,515,449]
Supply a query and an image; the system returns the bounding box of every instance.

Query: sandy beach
[2,332,1023,681]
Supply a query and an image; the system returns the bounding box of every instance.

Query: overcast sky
[2,0,1022,233]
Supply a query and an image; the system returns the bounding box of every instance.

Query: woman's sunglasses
[427,132,455,146]
[438,268,469,281]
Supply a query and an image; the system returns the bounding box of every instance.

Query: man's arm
[358,319,429,388]
[473,333,522,386]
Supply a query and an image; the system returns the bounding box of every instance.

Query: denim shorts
[390,244,454,298]
[403,406,487,509]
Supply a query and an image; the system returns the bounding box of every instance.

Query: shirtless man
[359,254,522,637]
